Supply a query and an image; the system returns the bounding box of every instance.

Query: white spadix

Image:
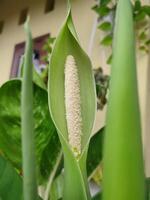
[64,55,82,157]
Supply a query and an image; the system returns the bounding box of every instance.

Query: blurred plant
[94,67,109,110]
[89,164,103,187]
[91,0,150,112]
[41,36,56,84]
[1,1,150,200]
[93,0,150,64]
[42,36,56,63]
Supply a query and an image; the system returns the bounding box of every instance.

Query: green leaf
[141,5,150,16]
[98,6,110,17]
[39,131,61,182]
[101,35,112,46]
[139,45,149,53]
[139,31,147,40]
[0,155,23,200]
[98,22,112,31]
[48,7,96,200]
[103,0,145,200]
[47,37,56,44]
[146,178,150,200]
[134,11,146,21]
[100,0,111,6]
[87,128,104,177]
[33,68,47,90]
[106,54,112,64]
[0,155,42,200]
[0,79,60,182]
[146,39,150,45]
[134,0,141,12]
[92,193,102,200]
[20,57,47,91]
[93,5,110,17]
[20,45,47,91]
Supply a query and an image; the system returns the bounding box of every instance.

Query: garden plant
[0,0,150,200]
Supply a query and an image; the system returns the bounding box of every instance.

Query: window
[18,8,28,25]
[10,34,49,78]
[45,0,55,13]
[0,20,4,34]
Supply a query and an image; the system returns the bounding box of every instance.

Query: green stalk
[103,0,145,200]
[21,20,38,200]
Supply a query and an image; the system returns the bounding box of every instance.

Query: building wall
[0,0,96,85]
[0,0,107,131]
[0,0,150,175]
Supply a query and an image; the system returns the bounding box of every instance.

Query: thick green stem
[21,21,38,200]
[59,134,91,200]
[63,155,91,200]
[102,0,145,200]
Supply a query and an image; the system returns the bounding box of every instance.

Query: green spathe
[103,0,145,200]
[48,6,96,200]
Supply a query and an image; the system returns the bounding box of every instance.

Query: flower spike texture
[65,55,82,158]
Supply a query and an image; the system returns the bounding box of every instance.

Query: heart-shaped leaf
[0,79,60,182]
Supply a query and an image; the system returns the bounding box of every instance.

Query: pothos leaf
[0,79,60,183]
[146,178,150,200]
[0,155,23,200]
[87,128,104,177]
[0,155,43,200]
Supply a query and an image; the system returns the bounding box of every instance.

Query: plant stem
[44,151,63,200]
[102,0,145,199]
[88,0,100,57]
[21,20,38,200]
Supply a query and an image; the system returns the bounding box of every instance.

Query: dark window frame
[10,34,49,78]
[45,0,55,13]
[0,20,4,34]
